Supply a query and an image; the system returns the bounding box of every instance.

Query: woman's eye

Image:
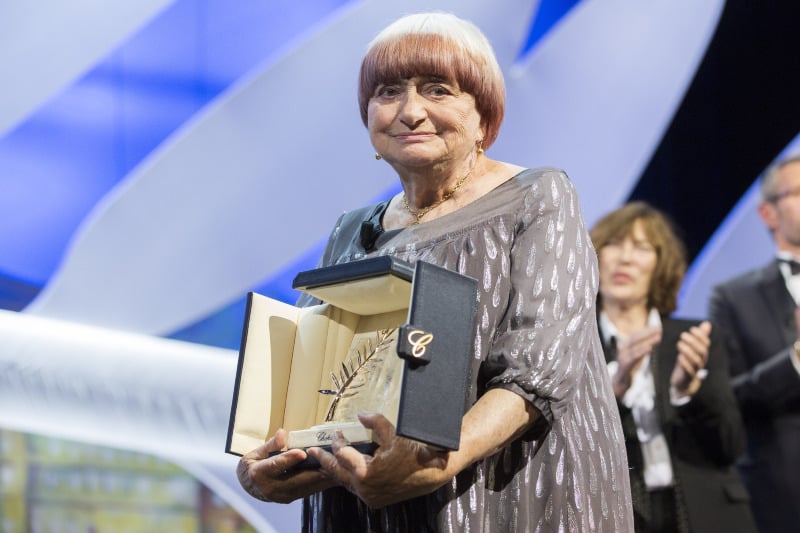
[426,84,450,96]
[376,85,399,97]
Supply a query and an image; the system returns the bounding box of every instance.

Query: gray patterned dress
[300,168,633,532]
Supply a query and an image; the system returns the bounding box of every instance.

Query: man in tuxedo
[709,153,800,533]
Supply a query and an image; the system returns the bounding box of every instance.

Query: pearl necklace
[401,167,474,225]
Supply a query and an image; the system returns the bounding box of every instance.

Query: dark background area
[631,0,800,260]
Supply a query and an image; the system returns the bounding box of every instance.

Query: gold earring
[375,153,382,160]
[477,143,484,155]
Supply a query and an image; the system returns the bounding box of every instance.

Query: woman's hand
[612,326,662,399]
[670,321,711,397]
[307,388,538,509]
[236,429,336,504]
[307,413,450,509]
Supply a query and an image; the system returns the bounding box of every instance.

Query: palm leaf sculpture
[319,328,397,422]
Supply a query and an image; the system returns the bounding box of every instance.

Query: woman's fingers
[617,326,661,370]
[676,342,705,373]
[677,321,712,370]
[675,353,697,376]
[358,412,396,447]
[308,444,346,478]
[671,322,713,395]
[239,429,305,473]
[308,432,368,496]
[245,428,287,459]
[237,429,287,485]
[239,447,307,484]
[236,428,335,503]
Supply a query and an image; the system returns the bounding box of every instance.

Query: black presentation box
[226,256,478,459]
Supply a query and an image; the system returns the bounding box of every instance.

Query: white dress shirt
[776,252,800,376]
[777,251,800,304]
[602,309,675,490]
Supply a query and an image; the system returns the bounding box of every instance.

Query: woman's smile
[391,132,437,142]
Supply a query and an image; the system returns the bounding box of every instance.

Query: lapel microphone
[360,219,383,252]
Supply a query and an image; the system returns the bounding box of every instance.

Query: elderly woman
[238,12,633,532]
[590,202,756,533]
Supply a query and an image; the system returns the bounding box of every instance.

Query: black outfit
[709,260,800,533]
[600,316,756,533]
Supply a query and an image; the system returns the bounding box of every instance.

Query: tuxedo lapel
[756,261,797,344]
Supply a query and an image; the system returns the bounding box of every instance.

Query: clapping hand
[670,321,711,397]
[612,326,662,399]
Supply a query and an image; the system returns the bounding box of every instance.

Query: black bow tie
[780,258,800,275]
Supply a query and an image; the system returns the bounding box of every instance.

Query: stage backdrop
[1,1,799,531]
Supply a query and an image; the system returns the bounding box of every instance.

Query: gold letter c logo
[407,330,434,358]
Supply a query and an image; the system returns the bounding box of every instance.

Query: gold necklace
[402,168,474,225]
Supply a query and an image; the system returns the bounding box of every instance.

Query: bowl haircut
[357,13,505,149]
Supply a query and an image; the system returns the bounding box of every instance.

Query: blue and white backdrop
[1,1,799,530]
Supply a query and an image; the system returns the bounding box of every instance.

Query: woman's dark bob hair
[590,201,687,314]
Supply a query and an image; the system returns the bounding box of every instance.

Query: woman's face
[367,75,483,170]
[597,219,657,311]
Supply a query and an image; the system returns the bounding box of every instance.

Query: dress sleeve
[480,169,600,428]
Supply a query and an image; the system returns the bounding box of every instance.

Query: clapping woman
[591,201,756,533]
